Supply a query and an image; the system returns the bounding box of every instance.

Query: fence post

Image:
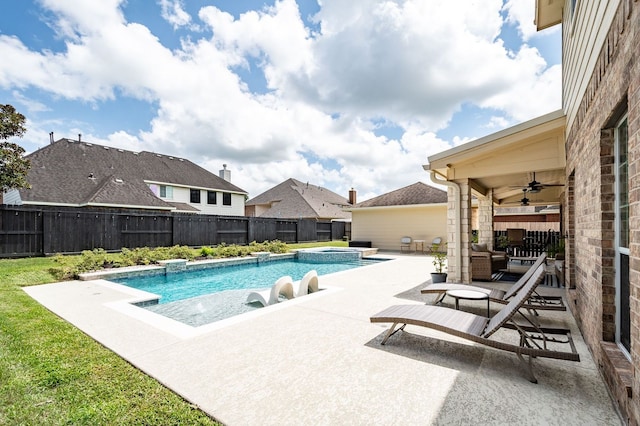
[42,209,53,255]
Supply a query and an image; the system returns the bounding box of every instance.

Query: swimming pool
[112,257,386,326]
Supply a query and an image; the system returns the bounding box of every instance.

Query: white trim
[345,202,448,212]
[144,180,247,195]
[21,201,174,211]
[85,202,175,210]
[614,113,631,359]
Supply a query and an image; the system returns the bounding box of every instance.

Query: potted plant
[496,234,510,252]
[555,237,565,260]
[430,243,448,283]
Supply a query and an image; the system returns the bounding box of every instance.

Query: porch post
[455,179,473,283]
[477,189,495,250]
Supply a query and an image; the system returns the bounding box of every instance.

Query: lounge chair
[246,275,294,306]
[421,253,566,312]
[293,270,319,297]
[370,267,579,383]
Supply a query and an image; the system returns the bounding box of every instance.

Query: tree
[0,104,31,193]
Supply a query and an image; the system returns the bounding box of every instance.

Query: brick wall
[565,1,639,423]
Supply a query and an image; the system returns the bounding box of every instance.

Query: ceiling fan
[513,172,564,194]
[520,189,530,206]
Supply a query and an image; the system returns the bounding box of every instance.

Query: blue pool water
[113,257,384,305]
[111,257,386,327]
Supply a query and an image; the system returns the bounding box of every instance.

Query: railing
[494,229,562,257]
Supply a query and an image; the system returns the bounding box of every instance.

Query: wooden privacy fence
[0,206,347,258]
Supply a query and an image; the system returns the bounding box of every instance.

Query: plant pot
[430,272,447,283]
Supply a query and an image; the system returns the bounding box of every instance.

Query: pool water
[112,257,385,327]
[114,257,384,305]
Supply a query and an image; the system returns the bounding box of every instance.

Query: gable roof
[354,182,447,208]
[245,178,352,219]
[17,138,247,210]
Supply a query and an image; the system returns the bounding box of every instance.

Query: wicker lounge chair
[370,267,579,383]
[421,253,566,312]
[246,275,294,306]
[293,270,319,297]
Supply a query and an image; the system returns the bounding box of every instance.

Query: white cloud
[159,0,190,29]
[11,91,50,113]
[0,0,562,199]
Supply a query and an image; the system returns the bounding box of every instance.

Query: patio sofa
[471,243,508,280]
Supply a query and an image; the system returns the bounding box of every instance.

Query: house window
[207,191,217,205]
[160,185,173,199]
[223,192,232,206]
[615,114,630,355]
[190,189,201,204]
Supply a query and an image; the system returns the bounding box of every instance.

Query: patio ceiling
[426,110,566,206]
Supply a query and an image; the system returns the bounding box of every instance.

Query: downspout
[428,168,462,282]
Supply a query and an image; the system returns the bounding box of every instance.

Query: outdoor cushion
[472,243,488,252]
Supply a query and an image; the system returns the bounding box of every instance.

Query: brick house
[425,1,639,423]
[3,137,248,215]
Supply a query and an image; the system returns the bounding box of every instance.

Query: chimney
[219,164,231,182]
[348,188,356,205]
[49,132,54,144]
[78,133,82,142]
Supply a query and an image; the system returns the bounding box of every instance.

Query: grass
[0,241,347,425]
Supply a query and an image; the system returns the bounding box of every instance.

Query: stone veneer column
[477,189,494,250]
[447,179,473,283]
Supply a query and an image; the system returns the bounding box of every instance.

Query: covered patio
[424,110,566,284]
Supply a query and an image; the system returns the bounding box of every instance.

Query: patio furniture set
[370,254,577,383]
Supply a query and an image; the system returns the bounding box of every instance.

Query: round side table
[446,289,490,318]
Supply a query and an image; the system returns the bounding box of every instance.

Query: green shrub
[48,249,109,280]
[48,241,291,279]
[260,240,288,253]
[167,245,196,260]
[200,246,215,257]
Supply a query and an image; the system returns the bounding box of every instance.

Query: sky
[0,0,561,202]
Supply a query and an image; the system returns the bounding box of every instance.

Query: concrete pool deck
[24,253,623,425]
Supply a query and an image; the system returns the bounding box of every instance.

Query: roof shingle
[246,178,352,219]
[18,138,247,209]
[355,182,447,208]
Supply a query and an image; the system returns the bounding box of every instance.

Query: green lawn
[0,241,347,425]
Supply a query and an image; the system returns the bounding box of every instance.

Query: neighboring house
[245,178,353,220]
[347,182,448,251]
[3,138,248,215]
[426,1,639,423]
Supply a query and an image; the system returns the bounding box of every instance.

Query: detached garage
[346,182,448,252]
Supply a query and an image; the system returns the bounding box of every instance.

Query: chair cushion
[471,243,488,252]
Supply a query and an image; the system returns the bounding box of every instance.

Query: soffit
[535,0,563,31]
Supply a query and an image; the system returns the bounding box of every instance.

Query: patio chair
[400,237,412,252]
[421,253,566,312]
[424,237,443,253]
[246,275,294,306]
[293,270,319,297]
[370,267,579,383]
[471,243,508,280]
